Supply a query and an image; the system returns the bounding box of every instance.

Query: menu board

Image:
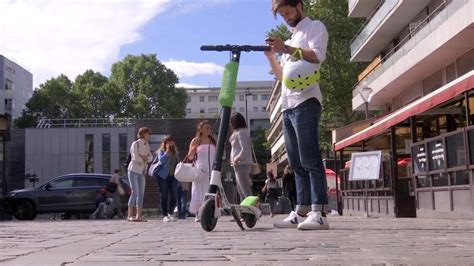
[428,140,445,171]
[349,151,382,181]
[412,144,427,173]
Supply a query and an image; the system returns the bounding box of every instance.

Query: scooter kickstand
[231,207,245,231]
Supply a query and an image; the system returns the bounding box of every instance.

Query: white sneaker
[297,211,329,230]
[163,214,175,222]
[273,211,306,228]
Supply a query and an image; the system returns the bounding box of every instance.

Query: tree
[109,54,188,119]
[267,0,367,151]
[72,70,117,118]
[14,74,75,128]
[266,24,292,41]
[14,54,188,128]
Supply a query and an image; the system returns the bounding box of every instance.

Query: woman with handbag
[186,120,216,222]
[127,127,153,222]
[230,112,254,201]
[155,135,179,222]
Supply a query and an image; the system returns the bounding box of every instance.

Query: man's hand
[266,37,286,54]
[264,37,283,81]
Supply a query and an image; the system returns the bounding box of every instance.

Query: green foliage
[14,54,187,128]
[266,24,292,41]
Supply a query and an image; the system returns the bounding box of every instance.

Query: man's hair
[272,0,303,16]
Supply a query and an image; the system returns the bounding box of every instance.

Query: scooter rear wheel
[241,213,257,228]
[200,198,218,232]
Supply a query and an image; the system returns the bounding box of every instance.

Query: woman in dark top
[283,165,297,210]
[155,135,179,222]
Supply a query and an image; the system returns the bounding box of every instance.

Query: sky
[0,0,286,89]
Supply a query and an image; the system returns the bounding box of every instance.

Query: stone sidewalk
[0,215,473,265]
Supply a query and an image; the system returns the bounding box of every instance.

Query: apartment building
[185,81,272,136]
[0,55,33,118]
[334,0,473,218]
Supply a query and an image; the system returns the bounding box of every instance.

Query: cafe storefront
[333,72,474,219]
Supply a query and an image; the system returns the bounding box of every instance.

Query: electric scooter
[199,44,269,232]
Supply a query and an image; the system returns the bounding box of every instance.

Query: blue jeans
[283,98,328,213]
[128,171,146,208]
[176,183,188,219]
[157,175,178,216]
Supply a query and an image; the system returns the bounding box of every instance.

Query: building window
[252,95,258,101]
[456,49,474,77]
[200,108,205,113]
[4,99,12,112]
[208,96,218,102]
[262,107,266,112]
[239,107,245,112]
[250,120,255,126]
[261,94,269,101]
[102,134,111,174]
[186,108,192,114]
[239,95,244,101]
[252,107,258,112]
[4,79,13,90]
[119,133,128,171]
[85,134,94,173]
[209,108,218,113]
[187,95,191,102]
[199,96,205,102]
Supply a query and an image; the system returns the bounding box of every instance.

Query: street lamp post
[359,86,373,120]
[244,88,253,123]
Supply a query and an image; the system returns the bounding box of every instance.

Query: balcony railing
[36,118,135,128]
[351,0,398,57]
[352,0,467,98]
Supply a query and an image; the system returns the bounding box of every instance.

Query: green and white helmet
[282,59,320,92]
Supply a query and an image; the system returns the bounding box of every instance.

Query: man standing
[265,0,329,230]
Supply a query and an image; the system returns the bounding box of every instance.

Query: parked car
[4,173,130,220]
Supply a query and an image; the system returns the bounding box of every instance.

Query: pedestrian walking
[127,127,153,222]
[230,112,253,200]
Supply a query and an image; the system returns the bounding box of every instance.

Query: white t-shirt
[280,17,328,111]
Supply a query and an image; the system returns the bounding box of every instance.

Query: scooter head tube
[219,62,239,107]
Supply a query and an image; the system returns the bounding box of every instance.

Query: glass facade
[102,134,111,174]
[85,134,94,173]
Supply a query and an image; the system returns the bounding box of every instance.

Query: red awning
[335,71,474,151]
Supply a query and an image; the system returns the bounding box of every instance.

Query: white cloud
[176,83,206,88]
[163,59,224,78]
[0,0,172,88]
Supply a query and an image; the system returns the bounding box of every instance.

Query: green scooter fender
[240,196,260,207]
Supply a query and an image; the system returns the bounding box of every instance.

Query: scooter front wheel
[241,213,257,228]
[200,198,218,232]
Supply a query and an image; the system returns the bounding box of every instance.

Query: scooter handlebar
[200,45,270,52]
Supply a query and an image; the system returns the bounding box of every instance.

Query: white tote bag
[175,160,198,182]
